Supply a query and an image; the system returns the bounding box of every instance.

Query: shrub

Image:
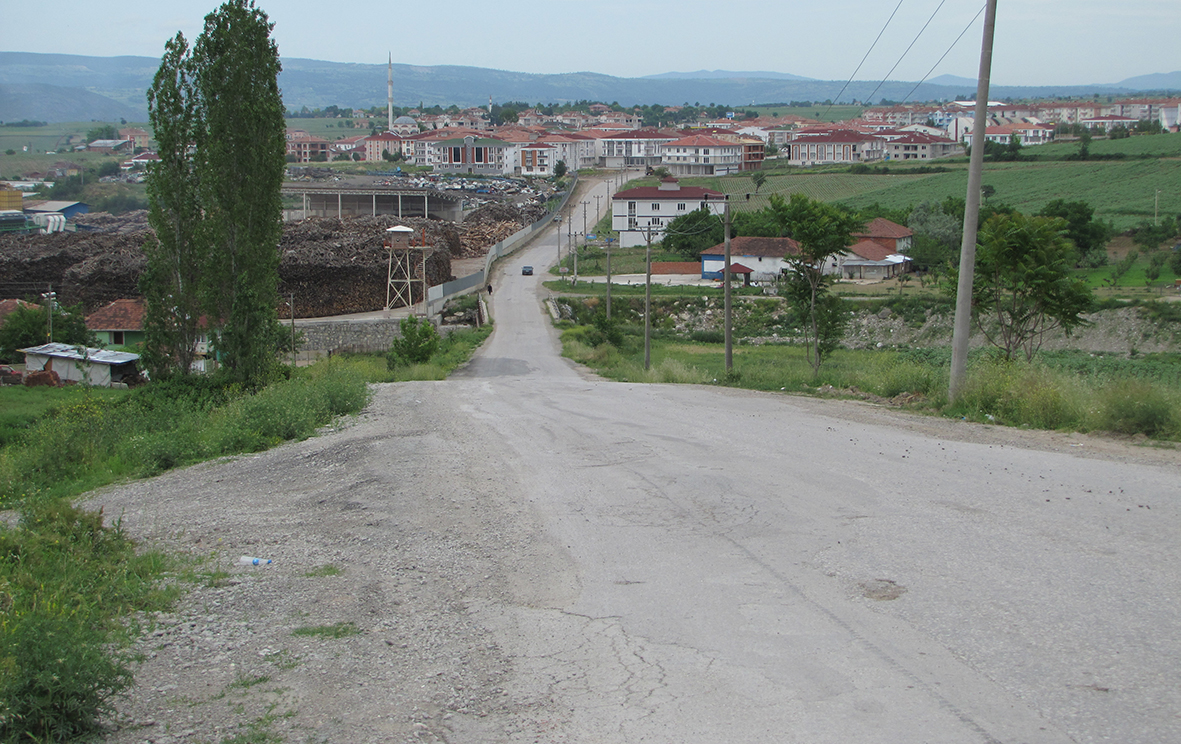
[387,316,440,368]
[1,502,178,740]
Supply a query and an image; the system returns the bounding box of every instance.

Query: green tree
[387,316,440,367]
[662,208,723,260]
[769,193,861,375]
[1037,199,1112,265]
[968,212,1093,361]
[751,171,767,193]
[86,124,118,141]
[0,302,96,363]
[191,0,287,385]
[553,160,567,178]
[143,31,205,379]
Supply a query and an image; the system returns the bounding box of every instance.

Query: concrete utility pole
[290,293,296,367]
[949,0,999,403]
[723,196,733,373]
[644,227,653,370]
[387,53,394,132]
[580,200,589,283]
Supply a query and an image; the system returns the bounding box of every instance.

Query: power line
[862,0,950,107]
[902,4,988,104]
[822,0,906,119]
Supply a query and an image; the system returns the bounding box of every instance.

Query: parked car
[522,266,533,276]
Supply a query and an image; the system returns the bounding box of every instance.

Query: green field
[663,135,1181,233]
[745,104,866,123]
[0,122,140,181]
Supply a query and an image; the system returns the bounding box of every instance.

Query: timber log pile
[0,203,541,317]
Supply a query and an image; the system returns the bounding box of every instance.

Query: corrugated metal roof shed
[18,342,139,365]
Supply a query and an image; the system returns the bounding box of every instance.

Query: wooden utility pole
[949,0,999,402]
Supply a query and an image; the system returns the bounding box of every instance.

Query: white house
[611,178,724,248]
[700,236,802,281]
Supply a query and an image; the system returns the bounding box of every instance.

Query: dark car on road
[522,266,533,275]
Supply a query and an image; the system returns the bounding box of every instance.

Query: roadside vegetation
[556,294,1181,440]
[0,319,489,741]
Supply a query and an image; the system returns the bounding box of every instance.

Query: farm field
[667,135,1181,233]
[0,122,143,180]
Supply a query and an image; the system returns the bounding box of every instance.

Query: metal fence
[426,174,579,317]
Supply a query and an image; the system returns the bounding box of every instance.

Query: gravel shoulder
[83,374,1176,743]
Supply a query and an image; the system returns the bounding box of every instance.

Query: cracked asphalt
[91,187,1181,743]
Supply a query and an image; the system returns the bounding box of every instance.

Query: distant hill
[641,70,814,81]
[1117,71,1181,91]
[0,52,1167,124]
[0,83,145,123]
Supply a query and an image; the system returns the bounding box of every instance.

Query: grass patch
[302,564,342,578]
[292,622,360,640]
[559,311,1181,440]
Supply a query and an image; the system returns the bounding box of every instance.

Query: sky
[5,0,1178,88]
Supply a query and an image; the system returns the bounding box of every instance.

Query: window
[628,201,636,210]
[651,203,660,211]
[678,203,686,211]
[112,331,124,345]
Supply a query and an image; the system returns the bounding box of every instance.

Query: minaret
[488,95,492,115]
[387,53,394,132]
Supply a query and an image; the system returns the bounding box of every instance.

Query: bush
[387,316,440,368]
[0,502,177,740]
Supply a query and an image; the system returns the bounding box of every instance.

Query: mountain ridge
[0,52,1176,124]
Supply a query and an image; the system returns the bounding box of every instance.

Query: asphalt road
[448,209,1181,743]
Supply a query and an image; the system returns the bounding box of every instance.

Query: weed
[302,564,342,578]
[291,622,360,640]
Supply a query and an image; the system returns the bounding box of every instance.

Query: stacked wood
[0,213,486,317]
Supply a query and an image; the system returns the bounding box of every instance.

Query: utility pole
[1155,189,1161,226]
[580,200,589,283]
[43,288,55,343]
[290,293,296,368]
[949,0,998,403]
[606,237,612,319]
[644,227,652,370]
[723,196,733,373]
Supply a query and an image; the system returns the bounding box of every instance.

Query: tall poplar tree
[192,0,287,384]
[143,1,286,384]
[143,32,204,378]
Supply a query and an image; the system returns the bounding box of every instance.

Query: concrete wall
[295,318,404,354]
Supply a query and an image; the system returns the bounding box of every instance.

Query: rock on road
[93,188,1181,743]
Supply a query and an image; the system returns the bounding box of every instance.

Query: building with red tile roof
[611,178,724,248]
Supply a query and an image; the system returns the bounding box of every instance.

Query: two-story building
[611,178,724,248]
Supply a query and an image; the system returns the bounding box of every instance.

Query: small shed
[19,342,140,387]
